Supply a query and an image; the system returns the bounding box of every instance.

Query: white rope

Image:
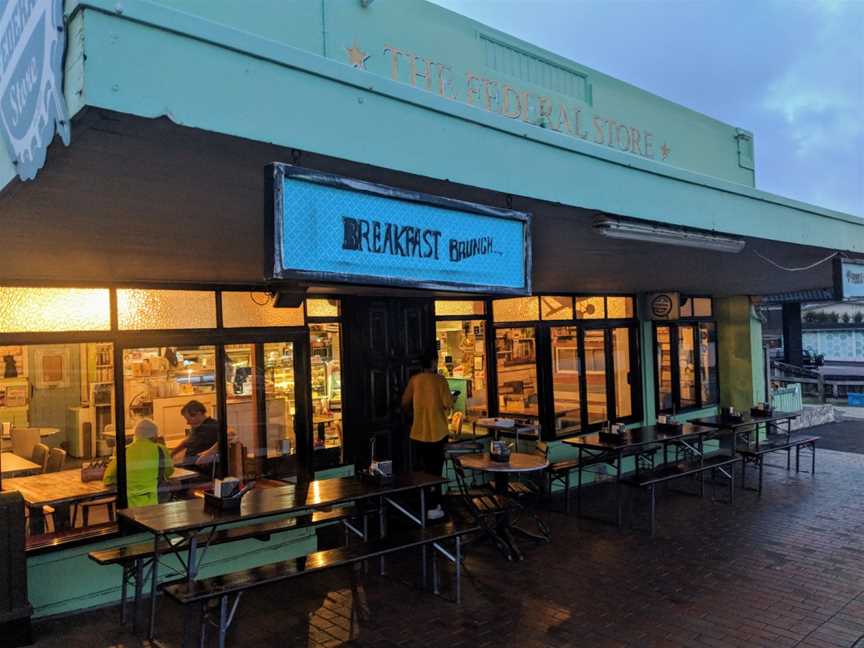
[752,249,838,272]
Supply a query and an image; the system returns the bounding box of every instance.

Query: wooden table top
[2,466,199,506]
[118,471,446,535]
[563,423,719,451]
[0,453,41,477]
[690,411,799,429]
[460,452,549,473]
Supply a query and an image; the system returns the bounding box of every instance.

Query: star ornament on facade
[661,143,671,160]
[346,42,370,70]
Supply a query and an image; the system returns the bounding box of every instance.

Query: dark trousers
[412,438,447,509]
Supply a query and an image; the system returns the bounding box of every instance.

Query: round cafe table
[459,452,548,494]
[459,452,550,560]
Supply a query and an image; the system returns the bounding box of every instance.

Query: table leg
[616,452,623,528]
[148,534,159,640]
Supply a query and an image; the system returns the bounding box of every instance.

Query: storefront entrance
[342,297,435,472]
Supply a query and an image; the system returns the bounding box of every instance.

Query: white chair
[11,428,41,460]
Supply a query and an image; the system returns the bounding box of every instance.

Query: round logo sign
[651,294,674,318]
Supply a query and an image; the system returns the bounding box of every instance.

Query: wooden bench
[88,507,359,630]
[164,519,479,648]
[623,454,741,536]
[736,434,819,493]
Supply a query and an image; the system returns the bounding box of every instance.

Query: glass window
[607,297,634,319]
[656,326,674,412]
[679,297,693,318]
[0,287,110,333]
[310,324,343,466]
[678,326,697,409]
[122,345,217,460]
[495,328,538,418]
[612,328,633,418]
[307,298,341,318]
[263,342,298,480]
[699,323,719,404]
[493,297,539,322]
[575,297,605,319]
[117,289,216,330]
[693,297,713,318]
[541,296,574,320]
[435,300,485,317]
[584,330,608,424]
[222,292,304,328]
[224,344,261,480]
[1,342,115,548]
[551,327,581,433]
[436,319,488,432]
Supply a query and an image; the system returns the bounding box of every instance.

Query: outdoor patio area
[31,438,864,648]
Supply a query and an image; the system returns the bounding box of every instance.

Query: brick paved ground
[32,443,864,648]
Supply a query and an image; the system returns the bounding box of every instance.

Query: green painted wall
[46,0,863,255]
[716,296,764,410]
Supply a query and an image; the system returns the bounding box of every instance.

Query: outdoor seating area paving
[33,445,864,648]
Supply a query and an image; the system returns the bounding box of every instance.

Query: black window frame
[652,296,719,415]
[485,294,642,441]
[0,284,336,555]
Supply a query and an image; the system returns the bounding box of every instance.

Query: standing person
[104,419,173,507]
[401,351,453,521]
[171,400,219,469]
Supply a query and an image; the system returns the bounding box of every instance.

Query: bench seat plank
[164,520,479,604]
[626,454,741,488]
[737,435,819,456]
[88,507,353,566]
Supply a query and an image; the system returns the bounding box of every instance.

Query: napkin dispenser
[489,440,511,463]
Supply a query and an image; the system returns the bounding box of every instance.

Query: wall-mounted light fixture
[594,217,746,254]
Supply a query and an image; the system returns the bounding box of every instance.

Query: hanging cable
[752,249,838,272]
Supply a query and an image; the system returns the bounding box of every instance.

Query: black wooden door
[342,297,435,473]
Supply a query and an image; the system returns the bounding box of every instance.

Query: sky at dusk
[429,0,864,219]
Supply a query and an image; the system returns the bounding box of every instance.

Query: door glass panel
[678,326,697,408]
[263,342,297,481]
[551,327,581,433]
[612,328,633,418]
[122,345,217,499]
[310,324,343,467]
[699,323,719,405]
[656,327,673,412]
[495,328,538,419]
[436,319,488,433]
[584,330,608,424]
[225,344,261,480]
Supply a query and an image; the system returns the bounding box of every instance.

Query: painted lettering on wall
[370,42,670,162]
[342,217,499,264]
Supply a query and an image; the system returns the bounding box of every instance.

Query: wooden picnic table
[1,466,199,507]
[0,452,41,478]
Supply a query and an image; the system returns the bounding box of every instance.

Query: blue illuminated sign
[270,165,531,293]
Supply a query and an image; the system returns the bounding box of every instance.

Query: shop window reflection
[310,324,343,466]
[551,327,581,432]
[495,328,538,418]
[436,319,488,434]
[222,292,304,328]
[612,328,632,418]
[575,297,605,319]
[607,297,634,319]
[0,287,110,332]
[541,296,573,320]
[678,326,697,408]
[117,289,216,330]
[493,297,539,322]
[435,300,485,317]
[1,342,116,548]
[584,330,608,423]
[656,326,674,412]
[699,323,719,404]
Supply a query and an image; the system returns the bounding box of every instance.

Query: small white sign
[839,260,864,300]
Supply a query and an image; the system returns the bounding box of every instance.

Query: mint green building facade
[0,0,862,619]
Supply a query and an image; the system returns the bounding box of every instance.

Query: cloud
[761,2,864,158]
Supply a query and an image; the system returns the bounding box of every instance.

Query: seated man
[104,419,173,507]
[171,400,219,470]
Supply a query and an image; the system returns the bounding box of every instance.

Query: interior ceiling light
[593,218,746,254]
